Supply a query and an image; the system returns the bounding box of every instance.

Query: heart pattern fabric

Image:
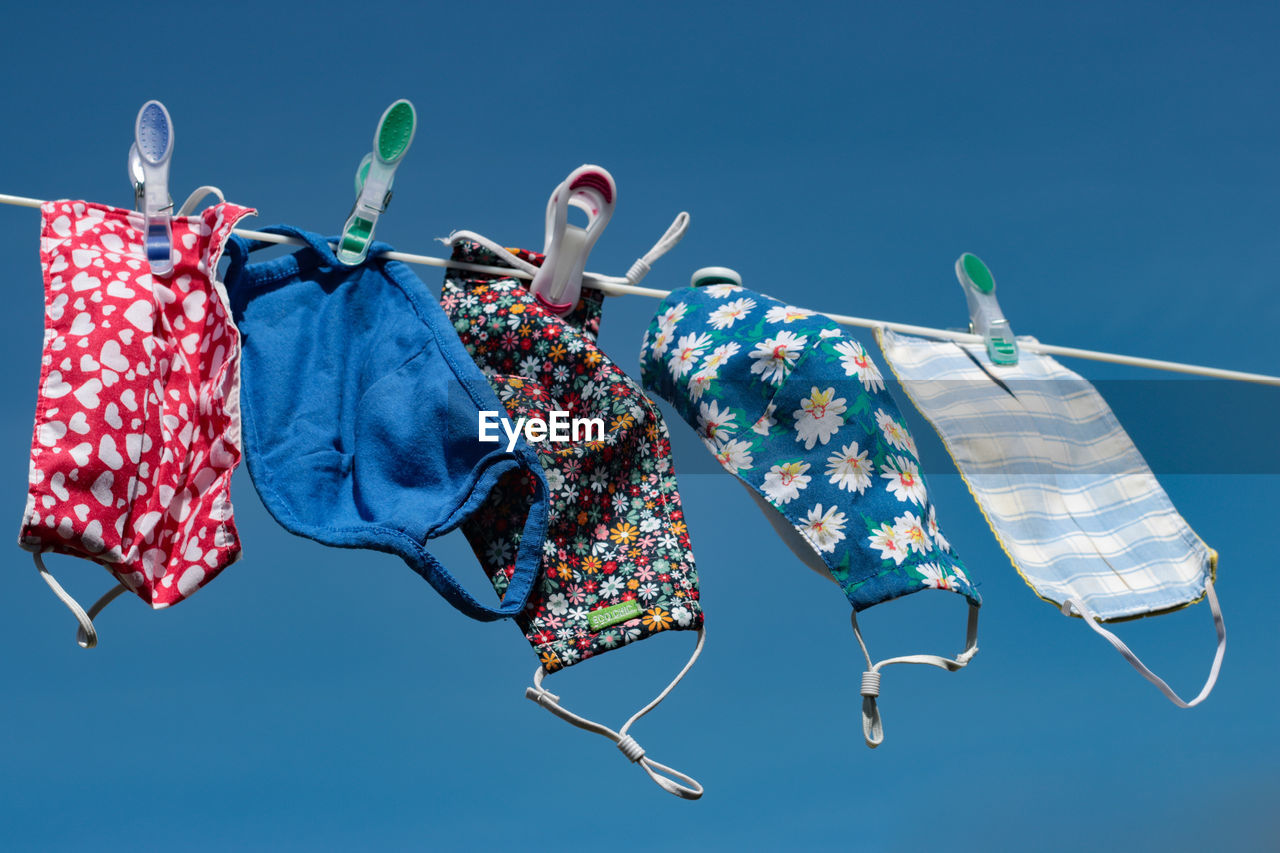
[19,199,254,608]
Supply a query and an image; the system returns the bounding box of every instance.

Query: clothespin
[338,99,417,266]
[127,146,146,212]
[131,100,175,276]
[956,252,1018,365]
[528,165,617,315]
[691,267,743,288]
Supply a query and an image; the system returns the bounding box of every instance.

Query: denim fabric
[224,225,548,620]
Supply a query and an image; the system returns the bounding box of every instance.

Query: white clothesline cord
[5,192,1278,387]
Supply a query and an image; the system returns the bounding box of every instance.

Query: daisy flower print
[762,460,812,504]
[764,304,816,324]
[696,399,738,446]
[792,386,847,450]
[868,521,909,566]
[708,298,756,330]
[833,339,885,393]
[880,455,927,504]
[826,440,873,493]
[668,331,713,380]
[893,511,931,554]
[713,438,755,474]
[703,283,743,298]
[749,330,807,385]
[875,408,914,453]
[798,504,848,553]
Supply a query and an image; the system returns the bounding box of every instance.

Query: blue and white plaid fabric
[877,329,1216,622]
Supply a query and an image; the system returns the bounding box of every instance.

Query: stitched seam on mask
[201,203,255,568]
[23,204,65,540]
[384,259,517,428]
[387,260,554,543]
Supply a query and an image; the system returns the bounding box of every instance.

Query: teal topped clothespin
[337,99,417,266]
[132,100,176,276]
[956,252,1018,365]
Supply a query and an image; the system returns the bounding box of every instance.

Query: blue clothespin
[528,165,617,315]
[337,99,417,266]
[956,252,1018,365]
[131,100,175,276]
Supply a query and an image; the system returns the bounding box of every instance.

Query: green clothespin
[956,252,1018,365]
[337,99,417,266]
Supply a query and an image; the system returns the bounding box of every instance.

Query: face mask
[877,328,1224,707]
[21,198,254,647]
[440,236,705,799]
[222,225,549,621]
[640,273,981,748]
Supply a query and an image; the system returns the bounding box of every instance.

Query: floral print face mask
[440,237,705,799]
[641,273,982,748]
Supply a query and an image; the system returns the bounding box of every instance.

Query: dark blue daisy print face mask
[641,270,982,748]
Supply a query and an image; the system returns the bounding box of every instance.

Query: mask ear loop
[524,626,706,800]
[33,553,129,649]
[443,212,689,290]
[1061,578,1225,708]
[851,602,980,748]
[174,186,225,217]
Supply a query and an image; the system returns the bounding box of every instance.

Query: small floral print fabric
[641,283,980,611]
[442,241,703,673]
[20,200,254,608]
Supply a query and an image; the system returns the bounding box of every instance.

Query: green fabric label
[587,600,642,631]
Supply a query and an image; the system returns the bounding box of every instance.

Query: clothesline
[4,191,1278,387]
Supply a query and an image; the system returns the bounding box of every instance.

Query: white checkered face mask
[877,328,1225,709]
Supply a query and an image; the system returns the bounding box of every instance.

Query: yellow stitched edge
[873,327,1217,625]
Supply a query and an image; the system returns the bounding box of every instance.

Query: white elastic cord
[523,626,706,799]
[445,213,690,290]
[175,186,226,217]
[1061,579,1225,708]
[443,230,542,276]
[624,211,691,284]
[852,603,980,749]
[33,553,129,649]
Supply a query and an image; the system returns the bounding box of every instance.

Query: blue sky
[1,2,1277,850]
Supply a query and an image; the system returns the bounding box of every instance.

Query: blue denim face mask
[223,226,548,620]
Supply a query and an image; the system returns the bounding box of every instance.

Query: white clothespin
[529,165,617,314]
[131,100,175,276]
[338,99,417,266]
[956,252,1018,365]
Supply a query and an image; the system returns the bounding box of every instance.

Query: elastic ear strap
[443,231,541,276]
[523,626,706,799]
[625,212,690,285]
[403,443,547,621]
[1062,579,1225,708]
[854,603,981,749]
[175,186,226,217]
[498,464,550,619]
[34,553,129,649]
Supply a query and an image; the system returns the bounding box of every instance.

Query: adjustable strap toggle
[853,602,980,749]
[523,626,706,799]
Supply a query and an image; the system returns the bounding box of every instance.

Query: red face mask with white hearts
[20,199,255,645]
